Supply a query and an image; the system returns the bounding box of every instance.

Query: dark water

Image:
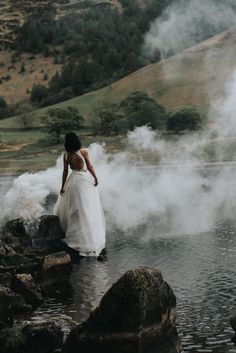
[1,174,236,352]
[29,223,236,353]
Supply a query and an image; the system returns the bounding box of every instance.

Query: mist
[143,0,236,59]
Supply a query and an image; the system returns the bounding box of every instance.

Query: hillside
[0,0,121,104]
[1,28,235,129]
[0,0,120,49]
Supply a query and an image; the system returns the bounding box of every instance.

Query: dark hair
[64,132,82,152]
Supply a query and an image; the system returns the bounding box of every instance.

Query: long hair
[64,132,82,152]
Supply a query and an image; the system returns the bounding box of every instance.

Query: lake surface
[1,174,236,353]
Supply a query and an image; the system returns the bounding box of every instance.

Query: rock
[32,215,64,249]
[22,322,63,353]
[63,267,182,353]
[12,274,43,307]
[230,315,236,342]
[41,251,72,285]
[0,246,6,255]
[0,327,25,353]
[0,234,22,252]
[0,272,12,288]
[0,286,30,326]
[3,218,31,247]
[0,254,40,274]
[4,246,16,255]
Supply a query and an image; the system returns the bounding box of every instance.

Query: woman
[54,132,106,258]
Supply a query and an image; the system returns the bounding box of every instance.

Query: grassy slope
[1,28,235,129]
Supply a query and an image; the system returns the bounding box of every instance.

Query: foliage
[16,1,171,107]
[120,91,167,130]
[92,103,123,135]
[92,92,167,135]
[0,96,13,119]
[166,108,203,134]
[42,107,85,142]
[31,84,48,104]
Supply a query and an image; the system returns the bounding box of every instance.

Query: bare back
[65,149,87,171]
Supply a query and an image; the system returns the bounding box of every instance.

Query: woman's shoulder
[79,148,88,157]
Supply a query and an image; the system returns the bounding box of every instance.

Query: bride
[54,132,106,258]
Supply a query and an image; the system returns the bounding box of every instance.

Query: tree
[0,96,7,109]
[31,84,48,104]
[42,106,85,143]
[16,103,34,129]
[120,91,167,130]
[166,108,203,134]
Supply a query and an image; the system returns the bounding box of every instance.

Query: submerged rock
[32,215,64,249]
[12,273,43,307]
[41,251,72,285]
[63,267,182,353]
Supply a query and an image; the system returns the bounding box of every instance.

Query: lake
[1,173,236,353]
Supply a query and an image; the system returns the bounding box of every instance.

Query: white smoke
[143,0,236,59]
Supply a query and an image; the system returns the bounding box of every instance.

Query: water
[29,225,236,353]
[1,175,236,353]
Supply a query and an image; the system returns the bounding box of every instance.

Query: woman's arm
[81,149,98,186]
[60,153,69,195]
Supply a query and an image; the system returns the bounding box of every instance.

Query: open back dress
[54,150,106,257]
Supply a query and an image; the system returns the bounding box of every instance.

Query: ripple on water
[27,222,236,352]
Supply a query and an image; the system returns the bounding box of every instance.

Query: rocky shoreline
[0,216,235,353]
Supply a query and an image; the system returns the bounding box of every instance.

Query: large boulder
[32,215,64,249]
[63,267,182,353]
[41,251,72,285]
[12,274,43,307]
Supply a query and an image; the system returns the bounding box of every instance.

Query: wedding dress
[54,150,106,257]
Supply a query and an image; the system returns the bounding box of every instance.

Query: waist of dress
[71,169,87,173]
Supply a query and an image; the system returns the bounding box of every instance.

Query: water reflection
[29,222,236,352]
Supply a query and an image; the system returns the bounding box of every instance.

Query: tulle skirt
[54,171,106,257]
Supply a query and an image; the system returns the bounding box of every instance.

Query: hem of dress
[62,239,105,257]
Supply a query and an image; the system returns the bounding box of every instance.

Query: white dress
[54,150,106,257]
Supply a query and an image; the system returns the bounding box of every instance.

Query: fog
[1,0,236,238]
[143,0,236,59]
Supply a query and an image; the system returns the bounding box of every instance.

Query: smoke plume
[143,0,236,59]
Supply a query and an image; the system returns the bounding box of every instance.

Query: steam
[2,72,236,235]
[2,0,236,237]
[143,0,236,59]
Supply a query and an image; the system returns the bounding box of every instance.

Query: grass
[1,28,236,130]
[0,128,127,174]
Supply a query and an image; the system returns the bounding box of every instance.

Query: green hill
[1,28,236,129]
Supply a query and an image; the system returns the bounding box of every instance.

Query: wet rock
[0,233,22,252]
[63,267,182,353]
[22,322,64,353]
[0,254,40,274]
[4,246,16,255]
[0,327,25,353]
[32,215,64,249]
[0,246,6,255]
[12,274,43,307]
[0,286,30,326]
[41,251,72,285]
[230,315,236,342]
[3,218,31,247]
[0,272,12,288]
